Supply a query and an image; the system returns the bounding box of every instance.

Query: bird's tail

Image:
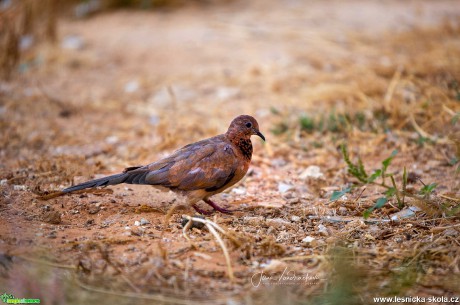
[62,167,151,193]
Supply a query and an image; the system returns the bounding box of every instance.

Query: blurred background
[1,0,459,304]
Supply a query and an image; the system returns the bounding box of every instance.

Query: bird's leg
[203,198,233,214]
[192,203,214,216]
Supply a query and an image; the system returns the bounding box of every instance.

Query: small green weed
[331,144,438,218]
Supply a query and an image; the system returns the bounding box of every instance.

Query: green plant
[331,144,438,218]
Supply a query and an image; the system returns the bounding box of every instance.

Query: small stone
[232,187,246,195]
[13,185,27,191]
[271,158,287,167]
[299,166,324,179]
[105,136,118,144]
[317,224,329,236]
[290,215,301,222]
[278,182,294,193]
[134,221,140,226]
[61,35,84,50]
[364,233,375,240]
[390,208,416,221]
[266,218,292,229]
[130,227,144,236]
[124,80,139,93]
[140,218,150,226]
[46,231,57,239]
[302,236,315,243]
[0,179,7,185]
[262,259,287,272]
[88,205,101,215]
[41,210,61,225]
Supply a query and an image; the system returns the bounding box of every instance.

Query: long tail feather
[62,173,129,193]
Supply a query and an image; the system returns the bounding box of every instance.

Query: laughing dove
[62,115,265,214]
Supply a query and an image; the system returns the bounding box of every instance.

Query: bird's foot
[204,199,233,214]
[192,204,214,216]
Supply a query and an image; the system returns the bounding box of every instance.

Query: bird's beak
[255,130,265,141]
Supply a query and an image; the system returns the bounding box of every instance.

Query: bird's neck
[231,137,253,160]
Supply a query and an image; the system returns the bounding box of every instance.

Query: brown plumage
[62,115,265,214]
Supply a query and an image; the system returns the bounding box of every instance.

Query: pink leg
[203,198,233,214]
[192,204,213,215]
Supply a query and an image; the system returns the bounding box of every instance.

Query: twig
[439,194,460,202]
[183,216,235,281]
[308,215,391,224]
[383,66,403,111]
[430,223,460,233]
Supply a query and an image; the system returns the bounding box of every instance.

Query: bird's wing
[144,138,239,191]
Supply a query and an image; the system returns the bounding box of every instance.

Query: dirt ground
[1,0,460,304]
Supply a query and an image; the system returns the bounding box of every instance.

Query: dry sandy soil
[1,0,460,304]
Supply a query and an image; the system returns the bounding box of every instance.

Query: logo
[0,293,40,304]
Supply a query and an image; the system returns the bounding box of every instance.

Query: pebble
[390,206,420,221]
[124,80,139,93]
[299,165,324,179]
[317,224,329,236]
[266,218,292,229]
[61,35,84,50]
[232,187,246,195]
[302,236,315,243]
[140,218,150,226]
[278,182,294,193]
[290,215,301,222]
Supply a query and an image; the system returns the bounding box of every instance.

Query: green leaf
[420,183,438,196]
[330,186,352,201]
[363,209,372,219]
[452,112,459,125]
[374,197,388,209]
[382,150,398,171]
[367,169,382,182]
[402,167,407,190]
[363,197,388,219]
[358,158,368,179]
[299,115,315,132]
[385,187,397,197]
[270,107,281,115]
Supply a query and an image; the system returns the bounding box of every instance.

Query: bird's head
[227,115,265,141]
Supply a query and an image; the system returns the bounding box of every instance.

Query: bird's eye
[246,122,252,128]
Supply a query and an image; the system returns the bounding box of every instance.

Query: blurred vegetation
[0,0,232,80]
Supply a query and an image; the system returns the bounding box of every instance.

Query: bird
[61,115,265,215]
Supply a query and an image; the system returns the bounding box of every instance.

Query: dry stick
[383,66,403,112]
[410,114,450,144]
[430,222,460,233]
[439,194,460,202]
[183,216,235,281]
[406,236,444,266]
